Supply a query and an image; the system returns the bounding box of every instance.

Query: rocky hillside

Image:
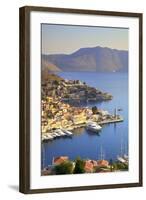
[42,46,128,72]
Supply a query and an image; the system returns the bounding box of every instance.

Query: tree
[55,161,73,175]
[53,80,59,85]
[109,159,113,172]
[113,161,128,171]
[74,157,85,174]
[92,106,98,114]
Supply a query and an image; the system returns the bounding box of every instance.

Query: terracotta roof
[84,160,94,172]
[97,160,109,167]
[90,160,98,167]
[53,156,69,165]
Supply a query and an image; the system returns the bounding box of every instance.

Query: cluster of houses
[41,96,115,135]
[41,74,112,105]
[41,97,91,133]
[41,73,115,136]
[42,156,110,175]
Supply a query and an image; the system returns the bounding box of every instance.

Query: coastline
[41,73,124,142]
[42,116,124,142]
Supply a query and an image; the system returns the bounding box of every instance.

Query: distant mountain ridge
[42,46,128,72]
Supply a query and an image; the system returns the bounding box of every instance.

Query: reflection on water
[73,127,85,135]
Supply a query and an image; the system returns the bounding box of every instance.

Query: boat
[62,129,73,136]
[51,133,57,138]
[47,135,53,140]
[42,134,53,141]
[117,156,126,163]
[118,108,123,111]
[55,129,66,136]
[117,156,128,164]
[42,135,47,141]
[117,136,128,164]
[86,122,102,132]
[123,154,128,160]
[53,132,61,137]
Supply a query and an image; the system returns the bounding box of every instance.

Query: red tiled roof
[97,160,109,167]
[53,156,69,165]
[90,160,98,166]
[84,160,94,172]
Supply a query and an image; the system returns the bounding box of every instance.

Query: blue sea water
[41,72,128,167]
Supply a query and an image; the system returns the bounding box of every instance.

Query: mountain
[42,58,61,72]
[42,46,128,72]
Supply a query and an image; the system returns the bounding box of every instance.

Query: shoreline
[42,116,124,142]
[41,73,124,142]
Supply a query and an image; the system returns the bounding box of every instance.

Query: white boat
[62,129,73,136]
[54,132,61,137]
[51,133,57,138]
[42,134,53,141]
[42,135,46,141]
[117,156,128,164]
[55,129,66,136]
[86,122,102,132]
[47,135,53,140]
[123,154,128,161]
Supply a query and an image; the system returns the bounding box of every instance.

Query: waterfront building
[84,160,94,173]
[52,156,69,165]
[97,160,109,168]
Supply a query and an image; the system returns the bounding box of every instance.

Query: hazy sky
[42,24,128,55]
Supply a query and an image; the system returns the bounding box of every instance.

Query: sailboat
[98,145,105,160]
[117,137,128,164]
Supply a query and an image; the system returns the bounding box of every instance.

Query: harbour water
[41,72,128,167]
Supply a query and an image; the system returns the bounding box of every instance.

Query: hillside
[42,46,128,72]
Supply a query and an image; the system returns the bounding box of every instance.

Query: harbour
[42,116,124,141]
[41,72,128,167]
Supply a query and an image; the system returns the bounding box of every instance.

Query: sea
[41,72,128,167]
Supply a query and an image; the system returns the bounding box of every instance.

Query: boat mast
[120,137,124,157]
[114,107,117,119]
[99,145,105,160]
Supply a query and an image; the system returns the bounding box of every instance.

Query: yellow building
[73,113,87,125]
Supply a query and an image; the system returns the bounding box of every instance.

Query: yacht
[117,156,126,163]
[117,154,128,164]
[51,133,57,138]
[55,129,66,136]
[47,135,53,140]
[42,134,53,141]
[86,122,102,132]
[62,129,73,136]
[53,132,60,137]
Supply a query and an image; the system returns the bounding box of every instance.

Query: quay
[42,116,124,142]
[98,116,124,125]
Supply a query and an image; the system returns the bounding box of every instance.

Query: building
[97,160,109,168]
[84,160,98,173]
[52,156,69,165]
[100,110,109,116]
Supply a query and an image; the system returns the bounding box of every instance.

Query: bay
[41,72,128,167]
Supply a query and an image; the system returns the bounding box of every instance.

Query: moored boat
[62,129,73,136]
[86,122,102,132]
[55,129,66,136]
[117,155,128,164]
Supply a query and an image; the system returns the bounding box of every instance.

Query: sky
[42,24,128,55]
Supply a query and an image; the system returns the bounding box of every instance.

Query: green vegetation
[55,161,74,174]
[43,157,128,175]
[92,106,98,114]
[113,161,128,171]
[109,159,114,172]
[53,80,59,85]
[74,157,85,174]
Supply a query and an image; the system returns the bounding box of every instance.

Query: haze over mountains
[42,46,128,72]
